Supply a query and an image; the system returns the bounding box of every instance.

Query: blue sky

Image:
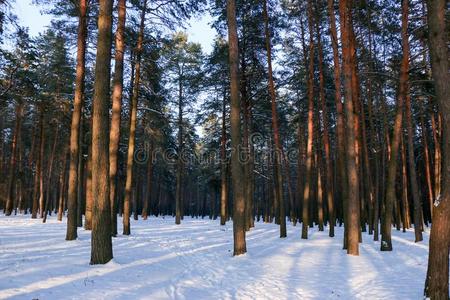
[13,0,217,54]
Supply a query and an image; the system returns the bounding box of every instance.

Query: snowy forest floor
[0,214,432,300]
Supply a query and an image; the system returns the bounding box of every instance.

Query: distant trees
[162,32,203,225]
[200,38,230,225]
[35,26,74,223]
[0,0,16,42]
[3,28,36,216]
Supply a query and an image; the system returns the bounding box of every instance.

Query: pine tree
[109,0,126,237]
[339,0,360,255]
[90,0,113,265]
[66,0,87,241]
[123,0,147,236]
[227,0,246,256]
[424,0,449,297]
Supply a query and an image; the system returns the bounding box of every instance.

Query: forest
[0,0,448,299]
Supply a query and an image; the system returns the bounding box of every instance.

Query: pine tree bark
[424,0,450,297]
[16,148,23,214]
[31,112,43,219]
[302,0,315,240]
[175,67,183,225]
[401,135,411,231]
[90,0,113,265]
[365,10,376,235]
[419,101,434,218]
[360,98,374,234]
[327,0,347,240]
[263,0,286,238]
[339,0,360,255]
[123,0,147,234]
[430,112,441,206]
[296,125,305,225]
[17,129,25,214]
[243,91,255,230]
[220,89,228,225]
[84,145,93,230]
[109,0,126,237]
[316,151,324,231]
[315,11,334,237]
[404,80,423,242]
[38,109,45,219]
[297,14,309,226]
[76,116,84,227]
[66,0,87,240]
[381,0,409,251]
[227,0,246,256]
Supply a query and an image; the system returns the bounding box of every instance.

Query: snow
[0,215,431,299]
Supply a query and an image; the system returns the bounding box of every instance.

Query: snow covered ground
[0,214,431,300]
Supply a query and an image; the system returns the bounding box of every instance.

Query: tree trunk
[57,147,68,221]
[316,151,324,231]
[16,139,24,214]
[430,112,441,207]
[315,10,334,237]
[404,78,423,242]
[296,125,305,225]
[90,0,114,265]
[175,68,183,225]
[243,89,255,230]
[364,10,376,235]
[339,0,360,255]
[220,89,228,225]
[123,0,146,235]
[133,185,138,221]
[109,0,126,237]
[381,0,409,251]
[66,0,87,240]
[227,0,246,256]
[419,101,434,219]
[359,72,374,235]
[31,112,44,219]
[263,0,286,238]
[302,0,315,240]
[38,109,45,219]
[84,144,93,230]
[401,136,410,231]
[424,0,450,297]
[327,0,347,240]
[76,115,84,227]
